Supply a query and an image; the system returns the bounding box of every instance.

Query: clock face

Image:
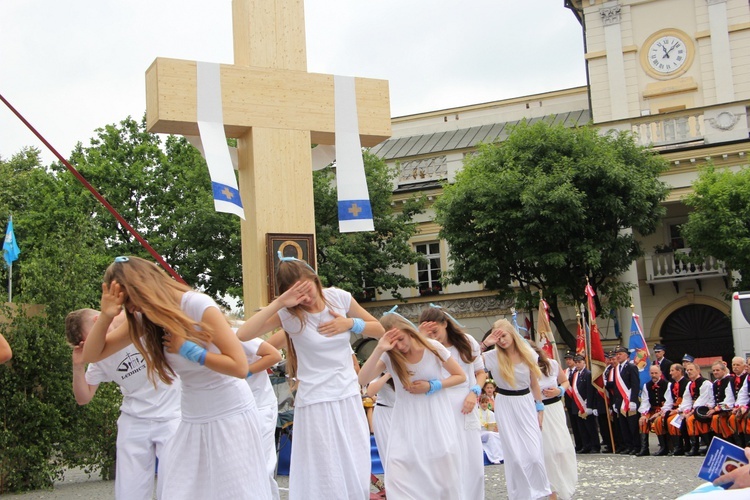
[647,35,688,74]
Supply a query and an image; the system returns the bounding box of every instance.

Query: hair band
[277,250,316,274]
[428,302,466,328]
[382,305,418,331]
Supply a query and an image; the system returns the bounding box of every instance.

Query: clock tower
[565,0,749,145]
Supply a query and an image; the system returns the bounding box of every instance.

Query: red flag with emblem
[537,298,557,361]
[585,283,607,393]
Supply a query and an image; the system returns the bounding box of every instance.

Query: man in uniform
[637,365,668,456]
[709,360,736,444]
[563,351,583,452]
[573,354,600,453]
[652,344,673,382]
[731,357,749,446]
[661,363,690,455]
[612,346,640,455]
[681,361,714,456]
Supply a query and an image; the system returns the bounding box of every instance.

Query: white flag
[334,75,373,232]
[196,61,245,219]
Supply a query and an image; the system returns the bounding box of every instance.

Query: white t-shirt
[278,287,359,407]
[86,343,181,421]
[163,291,256,423]
[241,337,278,411]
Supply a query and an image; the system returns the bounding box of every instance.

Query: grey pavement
[7,454,708,499]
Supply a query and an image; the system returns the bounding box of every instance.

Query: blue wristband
[558,385,565,397]
[179,340,207,366]
[535,401,545,412]
[351,317,366,335]
[246,371,254,378]
[470,384,482,396]
[426,379,443,395]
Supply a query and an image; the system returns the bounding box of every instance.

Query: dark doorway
[660,304,732,363]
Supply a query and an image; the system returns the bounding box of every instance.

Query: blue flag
[629,314,651,388]
[3,217,20,267]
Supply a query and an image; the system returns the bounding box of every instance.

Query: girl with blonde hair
[358,311,466,500]
[82,256,272,499]
[236,255,383,500]
[482,318,551,500]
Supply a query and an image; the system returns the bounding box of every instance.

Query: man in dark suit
[612,346,641,455]
[563,351,583,452]
[573,355,601,453]
[652,344,673,382]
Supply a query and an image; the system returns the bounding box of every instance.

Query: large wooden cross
[145,0,391,311]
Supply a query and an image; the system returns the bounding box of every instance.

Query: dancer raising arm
[82,256,272,500]
[236,255,383,500]
[482,318,551,500]
[358,312,466,500]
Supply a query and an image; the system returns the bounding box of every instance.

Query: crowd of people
[7,253,750,498]
[562,343,750,461]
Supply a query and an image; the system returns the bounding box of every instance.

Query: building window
[398,156,447,186]
[415,242,442,296]
[669,223,685,250]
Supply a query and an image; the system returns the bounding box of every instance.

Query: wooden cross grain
[145,0,391,310]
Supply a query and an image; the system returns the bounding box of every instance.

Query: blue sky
[0,0,585,164]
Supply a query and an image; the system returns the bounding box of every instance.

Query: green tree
[681,164,750,290]
[0,149,119,493]
[434,120,669,347]
[314,150,426,300]
[67,116,243,304]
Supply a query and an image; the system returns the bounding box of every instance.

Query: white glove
[585,408,593,416]
[593,409,599,417]
[629,402,637,412]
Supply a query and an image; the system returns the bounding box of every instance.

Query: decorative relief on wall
[599,5,622,26]
[707,111,739,131]
[366,295,515,323]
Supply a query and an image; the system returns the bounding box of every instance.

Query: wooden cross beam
[144,0,391,311]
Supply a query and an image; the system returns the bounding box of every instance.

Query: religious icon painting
[266,233,316,300]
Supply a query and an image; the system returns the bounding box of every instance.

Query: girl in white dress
[82,256,272,500]
[367,372,395,473]
[482,318,551,500]
[358,312,466,500]
[419,305,486,499]
[535,347,577,500]
[240,337,283,500]
[236,255,384,500]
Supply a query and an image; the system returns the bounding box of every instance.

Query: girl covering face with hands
[81,256,271,500]
[358,311,466,500]
[236,255,383,500]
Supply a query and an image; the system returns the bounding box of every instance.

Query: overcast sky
[1,0,586,165]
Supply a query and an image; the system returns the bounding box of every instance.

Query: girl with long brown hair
[236,256,383,500]
[418,305,487,499]
[82,256,272,500]
[482,318,551,500]
[358,312,466,500]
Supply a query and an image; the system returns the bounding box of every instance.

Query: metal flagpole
[7,261,10,303]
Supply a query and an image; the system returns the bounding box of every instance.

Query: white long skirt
[452,410,485,499]
[289,395,370,500]
[257,405,280,500]
[494,393,551,500]
[541,399,578,500]
[372,404,393,474]
[158,408,272,500]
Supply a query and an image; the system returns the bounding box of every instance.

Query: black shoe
[618,448,631,455]
[575,447,583,453]
[601,446,612,453]
[578,448,591,454]
[629,448,639,455]
[591,448,601,454]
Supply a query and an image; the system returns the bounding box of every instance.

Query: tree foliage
[67,116,243,304]
[682,164,750,290]
[434,120,669,347]
[314,150,426,300]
